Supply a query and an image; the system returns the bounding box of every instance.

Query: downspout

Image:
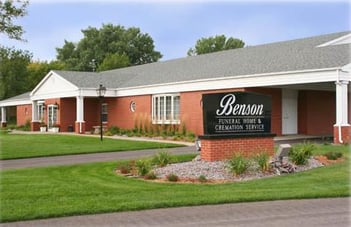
[336,69,344,144]
[338,122,343,144]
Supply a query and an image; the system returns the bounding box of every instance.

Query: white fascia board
[31,71,79,100]
[30,70,55,96]
[78,88,116,98]
[31,90,80,101]
[317,33,351,47]
[0,99,32,107]
[116,68,340,97]
[341,63,351,74]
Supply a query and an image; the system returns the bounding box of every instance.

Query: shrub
[255,152,270,172]
[198,175,207,183]
[117,163,131,174]
[107,126,120,135]
[324,151,343,160]
[135,160,151,176]
[166,173,179,182]
[152,150,172,167]
[228,153,251,176]
[289,143,315,165]
[144,171,157,180]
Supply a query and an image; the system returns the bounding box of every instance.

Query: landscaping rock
[152,155,325,183]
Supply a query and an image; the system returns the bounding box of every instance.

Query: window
[152,94,180,124]
[102,103,108,122]
[37,101,45,121]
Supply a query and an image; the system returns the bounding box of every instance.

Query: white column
[32,101,39,122]
[335,80,349,126]
[1,107,6,124]
[76,96,84,133]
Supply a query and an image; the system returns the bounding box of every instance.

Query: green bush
[144,171,157,180]
[152,150,172,167]
[117,163,131,174]
[324,151,343,160]
[107,126,120,135]
[228,153,251,176]
[255,152,270,172]
[166,173,179,182]
[135,160,151,176]
[289,143,315,165]
[198,175,207,183]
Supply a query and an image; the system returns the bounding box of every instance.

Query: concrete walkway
[1,197,349,227]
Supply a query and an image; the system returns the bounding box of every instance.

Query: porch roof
[0,92,31,107]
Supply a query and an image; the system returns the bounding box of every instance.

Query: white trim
[116,68,343,97]
[1,67,349,108]
[317,33,351,47]
[1,107,6,123]
[0,99,31,107]
[30,71,79,100]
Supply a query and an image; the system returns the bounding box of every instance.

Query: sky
[1,0,350,62]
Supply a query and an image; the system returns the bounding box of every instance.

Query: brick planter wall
[199,134,275,161]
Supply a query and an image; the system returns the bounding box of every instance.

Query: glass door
[47,105,58,128]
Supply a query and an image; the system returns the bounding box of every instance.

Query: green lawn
[0,133,183,160]
[0,144,349,223]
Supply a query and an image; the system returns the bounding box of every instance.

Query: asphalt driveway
[0,146,197,170]
[1,197,349,227]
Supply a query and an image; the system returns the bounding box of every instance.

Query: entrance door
[282,89,298,135]
[47,104,58,128]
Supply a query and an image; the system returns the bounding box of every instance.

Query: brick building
[1,31,350,144]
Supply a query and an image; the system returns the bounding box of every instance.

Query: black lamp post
[96,84,106,141]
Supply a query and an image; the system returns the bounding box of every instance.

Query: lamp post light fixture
[96,84,106,141]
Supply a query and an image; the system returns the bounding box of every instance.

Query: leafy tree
[187,35,245,56]
[0,46,32,100]
[56,23,162,71]
[97,53,129,72]
[0,0,29,40]
[26,61,65,90]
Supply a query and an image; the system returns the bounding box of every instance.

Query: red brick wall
[60,98,76,132]
[298,90,335,135]
[201,136,275,161]
[245,88,282,136]
[84,98,99,132]
[16,104,32,126]
[106,95,152,130]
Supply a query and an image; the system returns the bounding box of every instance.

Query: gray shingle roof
[56,31,350,89]
[0,92,31,105]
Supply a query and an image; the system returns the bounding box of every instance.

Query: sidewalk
[8,130,195,146]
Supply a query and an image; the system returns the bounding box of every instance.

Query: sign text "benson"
[216,94,264,116]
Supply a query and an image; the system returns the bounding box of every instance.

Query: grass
[0,133,183,160]
[0,144,350,223]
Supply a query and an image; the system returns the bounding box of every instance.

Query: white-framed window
[152,94,180,124]
[101,103,108,123]
[37,101,45,122]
